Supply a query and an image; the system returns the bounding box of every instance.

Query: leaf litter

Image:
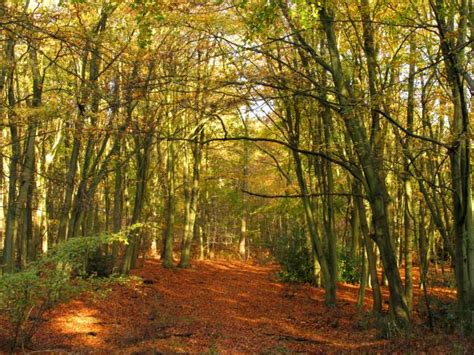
[1,259,472,353]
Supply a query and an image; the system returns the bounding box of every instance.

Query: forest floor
[1,259,473,353]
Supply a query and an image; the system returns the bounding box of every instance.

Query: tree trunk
[354,182,383,313]
[403,40,416,312]
[122,136,151,273]
[162,138,176,268]
[431,0,474,330]
[293,148,335,305]
[239,124,249,260]
[320,4,409,324]
[3,36,19,272]
[179,128,203,268]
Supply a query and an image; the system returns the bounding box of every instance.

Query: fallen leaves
[0,259,472,353]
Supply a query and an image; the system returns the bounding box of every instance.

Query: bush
[274,228,315,284]
[0,263,85,350]
[0,227,134,351]
[338,248,360,284]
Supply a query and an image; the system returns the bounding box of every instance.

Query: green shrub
[0,263,85,350]
[0,226,136,351]
[338,248,360,284]
[274,228,314,284]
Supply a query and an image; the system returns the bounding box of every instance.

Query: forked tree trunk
[354,182,382,313]
[320,3,409,324]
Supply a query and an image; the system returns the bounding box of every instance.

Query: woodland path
[18,260,469,353]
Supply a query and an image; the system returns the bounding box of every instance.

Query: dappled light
[51,303,105,348]
[0,260,465,352]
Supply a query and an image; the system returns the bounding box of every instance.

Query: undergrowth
[0,226,139,351]
[338,248,361,284]
[274,230,361,285]
[274,228,314,284]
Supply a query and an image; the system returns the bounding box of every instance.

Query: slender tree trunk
[18,119,37,267]
[320,100,337,294]
[122,136,151,273]
[37,121,62,253]
[162,138,176,268]
[239,124,249,260]
[403,40,416,312]
[199,143,210,260]
[4,36,19,272]
[112,145,123,266]
[354,182,383,313]
[57,133,80,243]
[179,128,203,268]
[357,247,368,310]
[293,149,335,305]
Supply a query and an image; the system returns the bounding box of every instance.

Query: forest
[0,0,473,352]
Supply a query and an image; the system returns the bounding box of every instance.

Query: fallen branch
[155,332,193,339]
[263,332,325,344]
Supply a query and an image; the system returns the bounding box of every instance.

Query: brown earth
[1,259,472,353]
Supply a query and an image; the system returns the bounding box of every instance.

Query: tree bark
[162,138,176,268]
[320,3,409,324]
[179,127,204,268]
[431,0,474,330]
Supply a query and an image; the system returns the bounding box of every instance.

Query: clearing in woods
[1,259,471,353]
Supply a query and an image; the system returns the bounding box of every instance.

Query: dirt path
[10,260,471,353]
